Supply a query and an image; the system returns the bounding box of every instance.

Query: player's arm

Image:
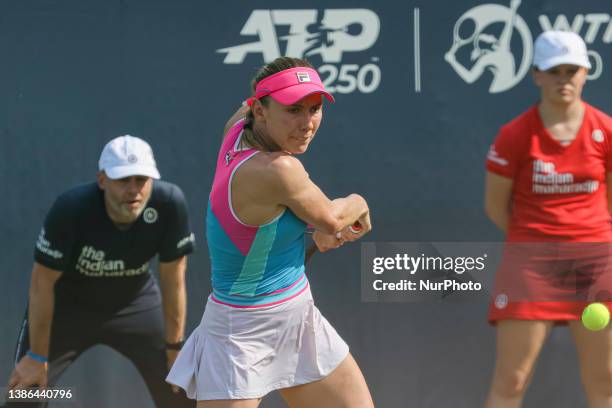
[261,154,370,235]
[9,262,62,389]
[222,105,250,140]
[484,171,514,233]
[159,256,187,345]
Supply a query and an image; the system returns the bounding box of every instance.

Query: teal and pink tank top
[207,119,308,307]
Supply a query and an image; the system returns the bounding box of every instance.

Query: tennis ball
[582,303,610,331]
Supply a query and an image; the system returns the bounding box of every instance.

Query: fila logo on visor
[296,72,311,83]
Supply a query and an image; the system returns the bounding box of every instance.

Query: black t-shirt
[34,181,195,315]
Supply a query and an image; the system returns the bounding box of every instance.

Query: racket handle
[305,243,318,263]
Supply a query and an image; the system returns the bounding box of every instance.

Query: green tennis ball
[582,303,610,331]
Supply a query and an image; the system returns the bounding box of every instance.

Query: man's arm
[158,256,187,393]
[9,262,62,389]
[159,256,187,345]
[29,262,62,359]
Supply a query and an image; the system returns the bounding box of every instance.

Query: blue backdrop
[1,0,611,406]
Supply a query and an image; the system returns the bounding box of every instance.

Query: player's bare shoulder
[258,153,305,181]
[238,152,307,196]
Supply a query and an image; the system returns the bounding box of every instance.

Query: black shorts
[7,305,194,408]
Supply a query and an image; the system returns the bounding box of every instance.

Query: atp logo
[217,9,382,94]
[445,0,532,93]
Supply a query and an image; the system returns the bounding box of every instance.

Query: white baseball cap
[533,30,591,71]
[98,135,161,180]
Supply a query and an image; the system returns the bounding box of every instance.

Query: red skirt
[489,243,612,323]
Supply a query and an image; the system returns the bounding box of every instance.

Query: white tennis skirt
[166,284,349,400]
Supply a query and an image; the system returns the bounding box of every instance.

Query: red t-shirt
[486,103,612,242]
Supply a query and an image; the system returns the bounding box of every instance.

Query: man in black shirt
[6,135,195,407]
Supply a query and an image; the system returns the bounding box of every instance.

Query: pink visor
[250,67,335,106]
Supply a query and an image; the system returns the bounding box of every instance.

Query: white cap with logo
[533,30,591,71]
[98,135,161,180]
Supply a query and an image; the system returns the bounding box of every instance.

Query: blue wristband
[26,350,48,363]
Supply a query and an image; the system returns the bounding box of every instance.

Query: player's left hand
[312,230,343,252]
[166,349,180,393]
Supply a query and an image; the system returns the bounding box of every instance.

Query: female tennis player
[167,57,374,407]
[485,31,612,407]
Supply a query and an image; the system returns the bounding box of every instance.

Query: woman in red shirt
[485,30,612,407]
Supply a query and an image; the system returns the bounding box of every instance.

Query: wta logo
[445,0,532,93]
[445,0,611,93]
[217,9,382,94]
